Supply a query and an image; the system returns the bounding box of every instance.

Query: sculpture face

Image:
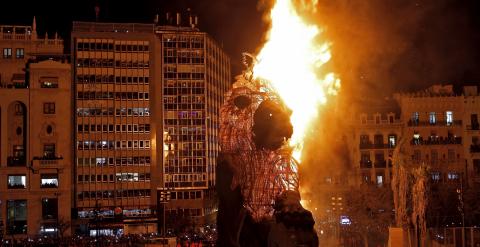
[220,76,298,221]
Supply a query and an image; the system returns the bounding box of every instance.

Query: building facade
[0,20,71,238]
[71,19,230,234]
[348,85,480,188]
[158,25,230,226]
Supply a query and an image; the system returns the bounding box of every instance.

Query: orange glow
[253,0,340,161]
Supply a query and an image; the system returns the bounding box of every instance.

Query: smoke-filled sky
[1,0,479,102]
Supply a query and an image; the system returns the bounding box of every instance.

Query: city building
[462,85,480,186]
[71,17,230,234]
[0,19,71,238]
[395,85,465,186]
[348,85,468,186]
[350,101,402,187]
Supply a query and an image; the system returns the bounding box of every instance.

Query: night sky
[1,0,480,104]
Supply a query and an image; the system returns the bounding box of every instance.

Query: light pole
[158,188,171,237]
[457,176,465,247]
[54,192,61,241]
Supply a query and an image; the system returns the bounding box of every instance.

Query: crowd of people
[1,228,217,246]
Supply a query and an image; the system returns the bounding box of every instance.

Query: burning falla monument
[216,54,318,247]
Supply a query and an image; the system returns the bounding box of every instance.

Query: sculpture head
[219,75,298,220]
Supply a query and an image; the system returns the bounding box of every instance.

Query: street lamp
[158,188,171,237]
[54,192,61,241]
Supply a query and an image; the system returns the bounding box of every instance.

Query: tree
[344,184,394,247]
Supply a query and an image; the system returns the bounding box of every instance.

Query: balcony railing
[374,160,387,168]
[410,137,462,145]
[40,159,59,165]
[408,120,462,127]
[359,143,395,149]
[471,145,480,153]
[360,160,372,168]
[7,156,26,166]
[466,123,480,130]
[7,183,26,189]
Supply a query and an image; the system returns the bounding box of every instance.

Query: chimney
[194,16,198,26]
[176,13,181,26]
[154,14,159,24]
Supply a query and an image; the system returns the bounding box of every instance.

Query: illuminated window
[8,175,26,189]
[376,175,383,186]
[6,200,27,234]
[40,174,58,188]
[446,111,453,126]
[429,112,436,125]
[447,172,459,180]
[413,131,421,145]
[431,171,441,182]
[388,135,396,148]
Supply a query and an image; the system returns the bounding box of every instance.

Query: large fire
[253,0,340,161]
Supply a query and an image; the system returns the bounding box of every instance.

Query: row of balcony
[7,156,61,166]
[407,120,462,127]
[359,160,391,168]
[471,145,480,153]
[410,137,462,145]
[466,123,480,130]
[359,143,395,149]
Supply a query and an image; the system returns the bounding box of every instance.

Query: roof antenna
[95,2,100,22]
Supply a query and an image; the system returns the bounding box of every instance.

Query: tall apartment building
[158,24,230,225]
[71,19,230,234]
[0,20,71,238]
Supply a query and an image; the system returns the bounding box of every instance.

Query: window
[361,115,367,124]
[42,198,58,219]
[431,171,441,182]
[447,172,459,180]
[16,48,24,58]
[43,102,55,114]
[374,134,383,146]
[413,150,421,161]
[448,149,455,162]
[388,135,396,148]
[446,111,453,126]
[14,103,24,115]
[8,175,26,189]
[376,175,383,186]
[429,112,436,125]
[3,48,12,58]
[413,131,421,145]
[43,144,55,158]
[471,114,479,130]
[360,135,369,145]
[7,200,27,234]
[474,159,480,175]
[41,174,59,188]
[412,112,419,124]
[431,149,438,164]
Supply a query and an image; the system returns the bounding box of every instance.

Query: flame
[253,0,340,161]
